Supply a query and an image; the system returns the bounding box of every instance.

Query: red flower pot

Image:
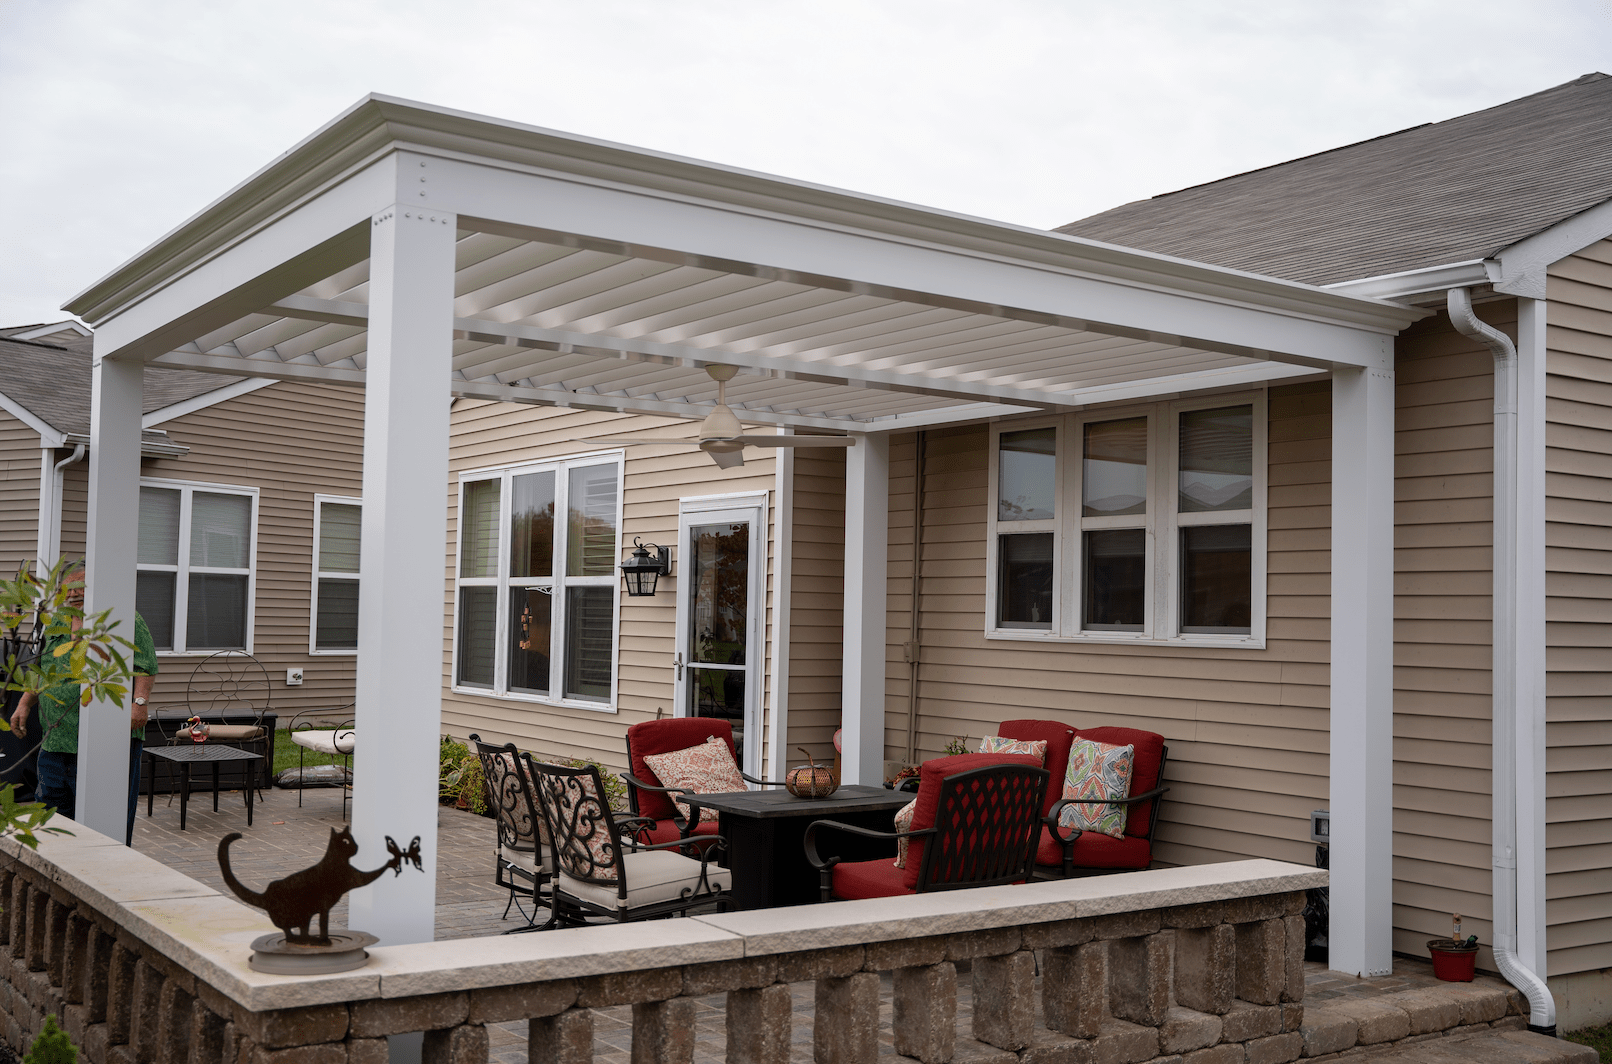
[1427,939,1478,981]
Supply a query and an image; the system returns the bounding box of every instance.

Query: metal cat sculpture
[218,827,423,973]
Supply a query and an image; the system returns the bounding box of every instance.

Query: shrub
[25,1014,76,1063]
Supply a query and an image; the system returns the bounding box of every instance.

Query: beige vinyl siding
[57,462,86,563]
[0,409,42,578]
[64,380,369,725]
[1545,240,1612,978]
[441,400,777,777]
[1390,306,1506,965]
[786,449,845,768]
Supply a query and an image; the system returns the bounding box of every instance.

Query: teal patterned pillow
[1058,738,1135,838]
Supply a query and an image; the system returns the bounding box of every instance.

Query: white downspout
[36,444,86,571]
[1446,288,1556,1035]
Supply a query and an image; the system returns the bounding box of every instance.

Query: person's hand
[130,701,149,731]
[9,704,28,739]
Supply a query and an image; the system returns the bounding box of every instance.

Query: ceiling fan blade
[562,437,694,446]
[729,435,855,448]
[708,449,745,470]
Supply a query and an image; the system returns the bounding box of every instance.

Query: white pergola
[65,96,1419,972]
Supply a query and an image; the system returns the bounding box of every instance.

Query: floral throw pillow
[1058,738,1135,838]
[642,736,747,823]
[892,799,918,868]
[977,736,1049,764]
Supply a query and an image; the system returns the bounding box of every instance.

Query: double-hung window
[453,454,624,708]
[988,394,1265,645]
[310,496,362,653]
[136,479,258,653]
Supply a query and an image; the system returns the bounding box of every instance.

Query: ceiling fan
[575,364,855,469]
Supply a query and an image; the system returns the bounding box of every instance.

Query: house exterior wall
[0,408,42,579]
[440,399,779,776]
[58,380,365,726]
[1545,239,1612,981]
[786,449,845,767]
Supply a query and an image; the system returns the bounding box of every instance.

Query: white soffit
[66,95,1423,433]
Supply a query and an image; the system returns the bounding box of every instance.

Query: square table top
[681,784,911,819]
[144,744,263,764]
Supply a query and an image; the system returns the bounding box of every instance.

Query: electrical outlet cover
[286,668,305,686]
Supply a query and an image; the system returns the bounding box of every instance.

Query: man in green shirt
[8,569,158,845]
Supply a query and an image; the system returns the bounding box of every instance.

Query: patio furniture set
[470,715,1169,932]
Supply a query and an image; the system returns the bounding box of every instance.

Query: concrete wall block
[777,945,865,983]
[1182,1044,1242,1064]
[975,951,1036,1051]
[529,1008,594,1064]
[577,968,683,1007]
[188,1000,231,1064]
[1219,1002,1280,1044]
[1092,1020,1160,1064]
[1223,896,1290,925]
[83,927,114,1023]
[234,1004,351,1048]
[1280,1005,1302,1033]
[246,1044,349,1064]
[631,997,697,1064]
[62,912,90,1005]
[1023,919,1097,950]
[1044,941,1107,1040]
[81,1019,111,1063]
[1162,903,1226,931]
[128,959,164,1064]
[726,983,792,1064]
[683,956,777,996]
[0,870,12,946]
[1233,921,1284,1007]
[1021,1032,1096,1064]
[105,943,137,1045]
[423,1023,491,1064]
[814,972,880,1064]
[155,980,196,1064]
[1445,986,1508,1025]
[141,948,197,997]
[1110,933,1172,1027]
[24,885,47,971]
[1347,999,1409,1045]
[349,993,468,1037]
[9,878,26,959]
[892,963,956,1064]
[864,934,947,972]
[1295,1005,1357,1057]
[1280,918,1304,1004]
[61,1002,87,1048]
[346,1038,390,1064]
[1243,1032,1302,1064]
[946,927,1023,961]
[468,979,578,1024]
[1175,925,1235,1016]
[1094,912,1163,941]
[43,897,69,987]
[1159,1008,1222,1055]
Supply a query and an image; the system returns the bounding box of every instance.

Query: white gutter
[36,443,86,570]
[1445,287,1556,1036]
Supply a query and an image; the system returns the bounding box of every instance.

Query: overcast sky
[2,0,1609,325]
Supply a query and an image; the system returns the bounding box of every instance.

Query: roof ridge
[0,335,75,353]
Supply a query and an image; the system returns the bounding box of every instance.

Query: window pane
[1083,418,1148,517]
[998,428,1056,521]
[508,587,552,695]
[315,578,359,649]
[689,522,748,664]
[691,667,746,755]
[318,503,362,574]
[564,587,614,701]
[186,573,248,649]
[457,587,497,688]
[190,492,251,568]
[460,479,501,578]
[1083,529,1145,631]
[566,465,619,576]
[136,571,175,651]
[1181,525,1252,633]
[510,471,556,579]
[137,487,181,565]
[1179,405,1253,512]
[997,533,1054,630]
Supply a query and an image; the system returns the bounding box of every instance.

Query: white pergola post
[81,356,143,840]
[346,205,458,945]
[841,433,890,785]
[1329,362,1396,977]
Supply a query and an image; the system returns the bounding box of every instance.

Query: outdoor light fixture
[620,538,670,597]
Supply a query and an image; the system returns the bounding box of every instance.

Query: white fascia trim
[10,320,91,341]
[62,432,190,459]
[0,390,65,446]
[143,377,277,427]
[1491,194,1612,299]
[1324,260,1497,303]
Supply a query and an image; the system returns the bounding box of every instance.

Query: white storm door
[673,494,767,778]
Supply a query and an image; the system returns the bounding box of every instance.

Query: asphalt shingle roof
[1056,73,1612,287]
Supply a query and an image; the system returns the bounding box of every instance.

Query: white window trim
[449,451,625,712]
[138,476,259,657]
[985,391,1267,648]
[309,494,361,656]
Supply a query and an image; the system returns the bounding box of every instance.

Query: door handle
[673,652,684,681]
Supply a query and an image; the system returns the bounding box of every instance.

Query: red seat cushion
[904,752,1043,891]
[1034,825,1153,870]
[999,719,1077,816]
[625,719,737,823]
[637,818,721,846]
[1075,727,1164,838]
[832,858,911,899]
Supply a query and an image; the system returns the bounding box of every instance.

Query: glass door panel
[685,520,751,761]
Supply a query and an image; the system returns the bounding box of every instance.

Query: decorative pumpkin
[786,746,839,799]
[186,716,209,744]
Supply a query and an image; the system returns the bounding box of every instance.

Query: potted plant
[1427,913,1479,981]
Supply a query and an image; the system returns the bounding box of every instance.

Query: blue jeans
[36,740,144,846]
[127,738,142,847]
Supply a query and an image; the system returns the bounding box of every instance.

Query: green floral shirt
[38,614,158,754]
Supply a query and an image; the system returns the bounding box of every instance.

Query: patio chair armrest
[1107,785,1170,805]
[739,772,789,788]
[802,819,934,871]
[1043,801,1086,846]
[619,772,696,799]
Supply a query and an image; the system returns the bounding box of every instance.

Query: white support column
[347,205,457,945]
[1329,361,1396,978]
[81,355,143,841]
[1513,298,1549,978]
[841,433,889,785]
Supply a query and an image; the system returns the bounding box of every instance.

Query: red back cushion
[999,719,1077,816]
[1075,726,1164,838]
[626,719,737,822]
[904,752,1042,891]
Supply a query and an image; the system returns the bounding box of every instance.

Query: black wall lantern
[620,538,670,597]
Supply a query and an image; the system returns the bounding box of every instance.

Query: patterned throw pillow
[1058,738,1135,838]
[642,736,747,823]
[977,736,1049,764]
[892,799,918,868]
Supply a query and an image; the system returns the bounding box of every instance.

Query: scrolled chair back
[469,735,545,852]
[527,757,623,886]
